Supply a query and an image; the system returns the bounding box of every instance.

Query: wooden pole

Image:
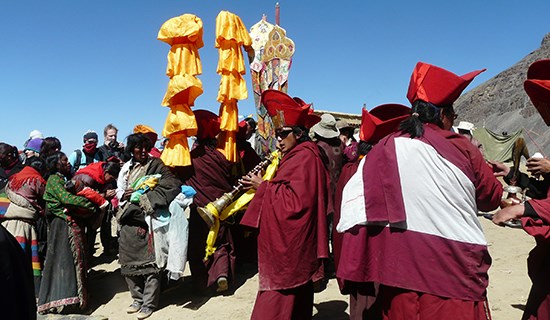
[275,2,280,26]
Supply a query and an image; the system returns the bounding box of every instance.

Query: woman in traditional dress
[117,133,181,319]
[1,157,48,296]
[37,152,97,314]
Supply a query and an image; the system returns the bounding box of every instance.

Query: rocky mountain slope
[455,33,550,156]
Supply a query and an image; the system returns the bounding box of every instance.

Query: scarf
[8,166,46,191]
[83,142,97,154]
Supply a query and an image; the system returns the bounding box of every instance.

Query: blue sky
[1,1,549,152]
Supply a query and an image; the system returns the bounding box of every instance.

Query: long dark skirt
[37,216,88,313]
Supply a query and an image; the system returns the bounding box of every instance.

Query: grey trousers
[125,273,161,309]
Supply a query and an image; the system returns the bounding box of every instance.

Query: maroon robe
[521,191,550,320]
[180,145,237,291]
[241,141,330,319]
[333,160,378,319]
[338,125,502,319]
[333,161,360,287]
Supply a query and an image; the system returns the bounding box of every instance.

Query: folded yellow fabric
[162,74,203,107]
[158,13,204,48]
[160,133,191,167]
[158,13,204,167]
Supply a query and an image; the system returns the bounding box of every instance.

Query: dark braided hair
[399,100,453,138]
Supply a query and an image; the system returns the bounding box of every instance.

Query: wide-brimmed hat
[524,59,550,126]
[311,114,340,139]
[407,62,486,106]
[360,103,411,144]
[261,89,311,129]
[194,109,221,140]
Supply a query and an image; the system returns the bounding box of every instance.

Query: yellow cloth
[134,124,156,135]
[215,11,251,163]
[217,71,248,102]
[158,14,204,48]
[162,104,198,137]
[218,100,238,162]
[158,13,204,167]
[162,74,203,107]
[133,175,160,191]
[166,44,203,78]
[158,14,204,78]
[160,133,191,167]
[204,151,280,260]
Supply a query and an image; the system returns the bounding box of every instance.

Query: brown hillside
[455,33,550,156]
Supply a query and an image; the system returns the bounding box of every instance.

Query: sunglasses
[276,129,293,139]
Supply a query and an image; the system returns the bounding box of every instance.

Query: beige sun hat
[311,113,340,139]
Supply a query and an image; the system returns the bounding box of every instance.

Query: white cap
[456,121,475,132]
[29,130,43,139]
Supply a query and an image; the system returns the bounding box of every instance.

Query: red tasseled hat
[194,109,221,140]
[524,59,550,126]
[261,89,311,129]
[360,103,411,144]
[407,62,486,106]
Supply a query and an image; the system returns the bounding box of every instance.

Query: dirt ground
[63,215,534,320]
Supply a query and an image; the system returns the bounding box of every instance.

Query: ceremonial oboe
[197,152,275,226]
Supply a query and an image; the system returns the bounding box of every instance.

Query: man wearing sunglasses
[240,89,330,320]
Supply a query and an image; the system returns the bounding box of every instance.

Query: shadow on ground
[156,261,258,312]
[313,300,349,320]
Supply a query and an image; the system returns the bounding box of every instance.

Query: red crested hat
[237,119,248,140]
[407,62,486,106]
[194,109,221,140]
[360,103,411,144]
[261,89,311,129]
[305,114,321,129]
[524,59,550,126]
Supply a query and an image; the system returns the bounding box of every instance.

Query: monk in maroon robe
[334,104,409,320]
[240,89,330,320]
[492,59,550,320]
[177,110,237,294]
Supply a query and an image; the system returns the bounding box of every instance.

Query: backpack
[73,149,83,173]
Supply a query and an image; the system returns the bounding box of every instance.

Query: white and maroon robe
[337,124,503,319]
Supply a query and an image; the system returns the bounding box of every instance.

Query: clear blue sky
[1,0,549,152]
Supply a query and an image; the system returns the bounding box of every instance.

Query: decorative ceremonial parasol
[157,14,204,167]
[248,3,295,158]
[215,11,253,162]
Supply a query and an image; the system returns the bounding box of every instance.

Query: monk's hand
[240,171,263,190]
[492,204,524,226]
[488,160,510,177]
[526,157,550,176]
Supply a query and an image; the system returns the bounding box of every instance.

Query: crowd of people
[1,58,550,320]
